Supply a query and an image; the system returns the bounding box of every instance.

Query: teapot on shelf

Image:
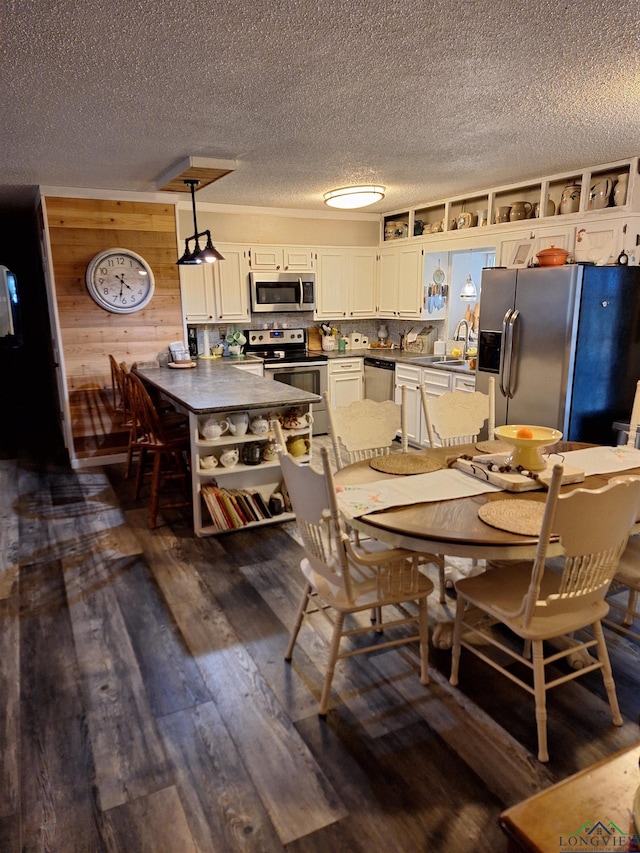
[249,415,270,435]
[200,417,230,440]
[219,448,239,468]
[283,407,313,430]
[286,436,311,457]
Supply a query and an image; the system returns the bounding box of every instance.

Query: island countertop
[134,360,320,415]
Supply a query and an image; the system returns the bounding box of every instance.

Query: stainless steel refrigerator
[475,265,640,444]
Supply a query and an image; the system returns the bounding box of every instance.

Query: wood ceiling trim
[156,156,236,193]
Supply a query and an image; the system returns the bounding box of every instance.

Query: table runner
[336,446,640,519]
[556,446,640,476]
[336,468,500,518]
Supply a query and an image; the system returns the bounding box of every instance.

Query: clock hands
[114,273,134,292]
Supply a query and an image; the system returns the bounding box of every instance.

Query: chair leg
[134,446,147,499]
[148,450,163,529]
[592,620,623,726]
[438,560,446,604]
[418,598,429,685]
[371,606,383,633]
[531,640,549,763]
[319,611,345,717]
[285,582,312,661]
[449,596,465,686]
[624,588,638,626]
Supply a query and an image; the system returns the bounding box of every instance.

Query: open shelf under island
[134,360,320,536]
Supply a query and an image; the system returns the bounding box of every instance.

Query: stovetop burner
[244,328,327,364]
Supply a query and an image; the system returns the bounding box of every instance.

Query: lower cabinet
[395,363,476,447]
[191,404,311,536]
[328,358,363,408]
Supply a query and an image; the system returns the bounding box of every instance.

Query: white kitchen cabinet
[316,248,377,320]
[213,244,250,322]
[316,250,348,318]
[328,357,363,408]
[378,246,423,319]
[181,264,216,322]
[395,363,474,447]
[452,373,476,393]
[248,246,315,270]
[349,249,378,317]
[394,363,423,446]
[180,245,249,323]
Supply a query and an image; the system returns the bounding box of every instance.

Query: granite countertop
[134,360,320,415]
[310,347,475,374]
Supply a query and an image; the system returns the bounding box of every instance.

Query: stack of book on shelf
[201,485,273,531]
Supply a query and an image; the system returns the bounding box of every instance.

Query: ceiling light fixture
[323,185,385,209]
[176,179,224,265]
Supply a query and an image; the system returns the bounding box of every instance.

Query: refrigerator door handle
[504,309,520,399]
[499,309,513,397]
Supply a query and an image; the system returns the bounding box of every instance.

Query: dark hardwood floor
[2,449,640,852]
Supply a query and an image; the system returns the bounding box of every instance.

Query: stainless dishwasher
[364,357,395,402]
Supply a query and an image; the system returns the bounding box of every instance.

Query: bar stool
[127,373,191,528]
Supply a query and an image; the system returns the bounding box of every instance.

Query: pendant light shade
[323,185,385,209]
[460,274,478,300]
[176,179,224,265]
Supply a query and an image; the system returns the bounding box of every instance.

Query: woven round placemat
[478,499,546,536]
[369,452,442,475]
[475,439,512,454]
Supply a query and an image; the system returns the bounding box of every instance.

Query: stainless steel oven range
[244,328,328,435]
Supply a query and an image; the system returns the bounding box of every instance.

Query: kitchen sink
[409,356,466,366]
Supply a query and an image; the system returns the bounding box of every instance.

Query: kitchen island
[134,360,320,536]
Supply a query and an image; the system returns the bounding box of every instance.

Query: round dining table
[333,441,640,563]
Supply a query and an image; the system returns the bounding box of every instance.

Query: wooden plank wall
[43,197,184,462]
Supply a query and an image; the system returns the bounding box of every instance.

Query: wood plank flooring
[2,450,640,852]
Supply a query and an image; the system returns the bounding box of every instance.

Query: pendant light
[460,251,478,300]
[323,185,385,209]
[176,179,224,265]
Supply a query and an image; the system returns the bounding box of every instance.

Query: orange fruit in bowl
[515,427,534,439]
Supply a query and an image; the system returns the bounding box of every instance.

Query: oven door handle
[265,360,327,369]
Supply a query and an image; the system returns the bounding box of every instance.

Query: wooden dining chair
[450,467,640,762]
[322,389,446,603]
[604,534,640,639]
[109,354,127,417]
[323,389,408,471]
[420,375,495,448]
[278,441,435,715]
[127,373,191,528]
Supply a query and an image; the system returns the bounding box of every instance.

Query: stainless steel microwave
[249,272,315,313]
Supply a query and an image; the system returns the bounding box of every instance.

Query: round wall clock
[85,248,155,313]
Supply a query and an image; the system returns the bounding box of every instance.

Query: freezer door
[505,266,581,430]
[475,268,517,425]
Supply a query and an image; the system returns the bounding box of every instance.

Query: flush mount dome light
[323,185,385,209]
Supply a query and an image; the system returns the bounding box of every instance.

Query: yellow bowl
[494,425,563,471]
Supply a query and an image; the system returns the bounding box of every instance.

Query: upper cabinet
[248,246,315,270]
[378,245,423,319]
[180,243,250,323]
[380,156,639,244]
[315,248,377,320]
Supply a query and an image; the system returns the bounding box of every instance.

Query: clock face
[86,248,155,313]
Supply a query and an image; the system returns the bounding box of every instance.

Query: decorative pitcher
[560,183,581,215]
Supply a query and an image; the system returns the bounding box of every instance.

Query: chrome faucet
[453,319,470,354]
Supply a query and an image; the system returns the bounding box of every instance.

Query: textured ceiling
[2,0,640,213]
